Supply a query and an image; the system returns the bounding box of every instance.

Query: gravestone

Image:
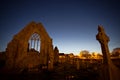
[96,25,120,80]
[76,58,80,70]
[54,46,59,64]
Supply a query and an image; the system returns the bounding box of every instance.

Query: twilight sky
[0,0,120,55]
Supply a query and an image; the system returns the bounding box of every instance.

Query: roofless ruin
[5,21,59,71]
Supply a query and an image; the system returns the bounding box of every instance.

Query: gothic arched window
[29,33,40,52]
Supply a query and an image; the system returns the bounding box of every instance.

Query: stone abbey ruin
[5,21,58,71]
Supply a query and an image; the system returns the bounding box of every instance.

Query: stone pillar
[76,58,80,70]
[96,25,120,80]
[43,42,48,65]
[34,39,36,49]
[54,46,59,64]
[96,25,111,80]
[36,39,39,51]
[31,39,33,49]
[96,26,111,64]
[40,40,44,64]
[48,40,54,70]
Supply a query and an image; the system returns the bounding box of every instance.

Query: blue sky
[0,0,120,55]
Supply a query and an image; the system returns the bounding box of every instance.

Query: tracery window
[29,33,40,52]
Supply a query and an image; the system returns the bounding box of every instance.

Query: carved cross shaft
[96,25,111,64]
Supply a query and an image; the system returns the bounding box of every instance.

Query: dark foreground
[0,63,99,80]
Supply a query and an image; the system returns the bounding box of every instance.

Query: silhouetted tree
[80,50,91,59]
[97,53,103,58]
[111,48,120,57]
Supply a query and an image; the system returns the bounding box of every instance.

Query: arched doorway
[29,33,40,52]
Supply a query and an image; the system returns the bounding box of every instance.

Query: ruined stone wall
[5,22,54,70]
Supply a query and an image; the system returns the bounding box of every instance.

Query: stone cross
[96,25,112,80]
[96,25,111,65]
[96,25,120,80]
